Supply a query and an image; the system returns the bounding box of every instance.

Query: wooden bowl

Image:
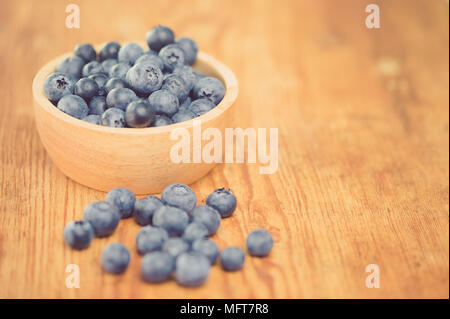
[32,43,238,194]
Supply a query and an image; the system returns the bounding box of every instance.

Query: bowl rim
[32,43,238,136]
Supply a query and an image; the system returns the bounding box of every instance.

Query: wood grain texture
[0,0,448,299]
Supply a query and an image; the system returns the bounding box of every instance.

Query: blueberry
[193,77,225,105]
[141,251,175,283]
[99,41,121,61]
[105,187,136,218]
[82,201,120,237]
[159,44,186,72]
[188,98,215,116]
[146,25,175,52]
[162,74,189,102]
[101,59,118,74]
[175,37,198,65]
[246,229,274,257]
[89,96,108,115]
[109,62,132,80]
[106,87,138,110]
[104,77,127,93]
[56,55,85,80]
[220,247,245,271]
[88,73,109,96]
[82,61,104,77]
[136,225,169,255]
[63,220,94,250]
[101,107,126,127]
[171,109,196,123]
[135,53,165,71]
[179,96,192,111]
[206,188,237,218]
[134,196,163,226]
[151,115,173,127]
[43,73,75,103]
[74,77,99,101]
[57,94,89,119]
[101,243,130,274]
[173,65,196,91]
[125,100,156,128]
[162,238,190,258]
[148,89,179,117]
[191,205,221,236]
[152,205,189,237]
[182,222,208,244]
[175,252,210,287]
[118,42,143,65]
[82,114,101,125]
[192,239,219,264]
[74,43,96,62]
[161,183,197,214]
[126,62,163,95]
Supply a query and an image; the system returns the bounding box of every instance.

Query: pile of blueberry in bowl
[64,183,274,287]
[43,25,226,128]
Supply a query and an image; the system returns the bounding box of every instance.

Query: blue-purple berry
[125,100,156,128]
[191,205,221,236]
[82,114,101,125]
[193,77,225,105]
[136,225,169,255]
[176,37,198,65]
[43,73,75,103]
[106,87,138,110]
[88,96,108,115]
[171,109,196,123]
[74,43,96,62]
[246,229,274,257]
[206,188,237,218]
[148,89,179,117]
[220,247,245,271]
[105,187,136,218]
[99,41,121,61]
[175,252,210,287]
[74,77,99,101]
[57,94,89,119]
[63,220,94,250]
[101,243,130,274]
[161,183,197,214]
[141,251,174,283]
[152,205,189,237]
[133,196,163,226]
[56,55,85,80]
[146,25,175,52]
[82,201,120,237]
[159,44,186,72]
[188,98,215,116]
[126,62,163,95]
[162,238,190,258]
[192,239,219,264]
[101,107,126,127]
[118,42,143,65]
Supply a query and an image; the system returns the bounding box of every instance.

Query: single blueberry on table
[63,220,94,250]
[146,25,175,52]
[162,238,190,258]
[192,239,219,265]
[125,100,156,128]
[104,77,127,93]
[74,43,96,62]
[193,77,226,105]
[188,98,215,117]
[161,74,189,103]
[148,89,179,117]
[126,62,163,95]
[109,62,132,80]
[175,252,211,287]
[82,201,120,237]
[135,53,165,71]
[182,222,208,244]
[136,225,169,255]
[88,73,109,96]
[101,243,130,275]
[57,94,89,119]
[99,41,121,61]
[134,195,163,226]
[159,44,186,72]
[89,96,108,115]
[118,42,144,65]
[105,187,136,218]
[141,251,175,283]
[206,188,237,218]
[82,61,104,77]
[152,205,189,237]
[161,183,197,214]
[151,114,173,127]
[171,109,196,123]
[43,73,75,103]
[246,229,274,257]
[82,114,101,125]
[101,58,118,74]
[74,77,99,101]
[101,107,126,127]
[191,205,221,236]
[106,87,138,110]
[175,37,198,65]
[220,247,245,271]
[56,55,85,80]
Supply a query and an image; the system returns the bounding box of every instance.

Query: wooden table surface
[0,0,448,299]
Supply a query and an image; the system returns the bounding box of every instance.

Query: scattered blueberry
[161,183,197,214]
[192,239,219,264]
[105,187,136,218]
[63,220,94,250]
[82,114,102,125]
[134,196,163,226]
[141,251,174,283]
[99,41,121,61]
[109,62,132,80]
[57,94,89,119]
[176,37,198,65]
[101,107,126,127]
[152,114,173,127]
[152,205,189,237]
[88,73,109,96]
[135,53,165,71]
[43,73,75,103]
[188,98,215,116]
[175,252,211,287]
[193,76,226,105]
[56,55,85,79]
[148,89,179,117]
[118,42,143,65]
[246,229,273,257]
[101,243,130,274]
[82,61,104,77]
[159,44,186,72]
[220,247,245,271]
[104,77,127,93]
[82,201,120,237]
[161,74,189,103]
[206,188,237,218]
[171,109,196,123]
[126,62,163,95]
[162,238,190,258]
[146,25,175,52]
[191,205,221,236]
[136,225,169,255]
[182,222,208,244]
[74,77,99,101]
[74,43,96,62]
[106,87,138,110]
[125,100,156,128]
[88,96,108,115]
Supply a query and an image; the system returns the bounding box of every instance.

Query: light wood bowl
[32,43,238,194]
